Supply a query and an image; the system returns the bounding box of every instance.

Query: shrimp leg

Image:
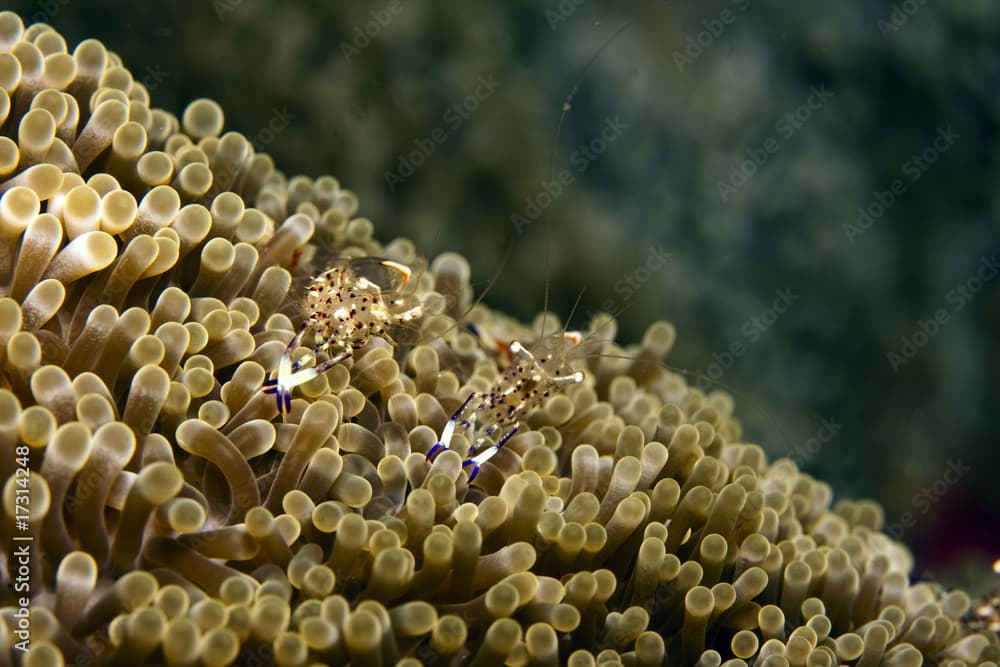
[426,393,479,460]
[263,322,353,413]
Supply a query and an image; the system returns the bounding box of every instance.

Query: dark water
[12,0,1000,591]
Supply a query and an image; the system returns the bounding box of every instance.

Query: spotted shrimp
[426,328,585,481]
[263,257,423,413]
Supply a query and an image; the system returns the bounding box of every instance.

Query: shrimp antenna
[429,236,516,349]
[422,187,513,312]
[471,237,515,314]
[546,19,635,186]
[541,20,634,341]
[565,287,587,333]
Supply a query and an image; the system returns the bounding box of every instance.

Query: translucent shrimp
[426,330,584,481]
[420,21,637,480]
[263,257,423,412]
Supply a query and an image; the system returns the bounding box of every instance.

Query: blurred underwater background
[11,0,998,593]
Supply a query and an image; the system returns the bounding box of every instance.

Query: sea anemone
[0,11,996,667]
